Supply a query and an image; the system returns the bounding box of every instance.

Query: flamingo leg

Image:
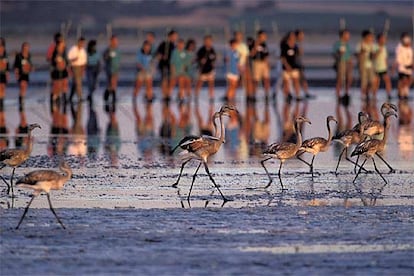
[277,161,286,191]
[335,147,346,176]
[297,152,311,168]
[47,193,66,229]
[0,175,10,194]
[187,162,202,202]
[10,167,15,197]
[353,158,368,183]
[261,157,273,189]
[375,153,395,173]
[372,158,387,185]
[310,155,316,178]
[15,195,36,229]
[354,155,360,174]
[345,148,368,173]
[172,160,190,188]
[203,162,228,202]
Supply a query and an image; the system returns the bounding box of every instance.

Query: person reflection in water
[87,100,101,160]
[14,102,28,149]
[195,102,215,137]
[0,109,8,151]
[134,101,155,160]
[48,102,69,156]
[68,102,87,163]
[159,101,176,155]
[281,99,308,144]
[105,109,120,167]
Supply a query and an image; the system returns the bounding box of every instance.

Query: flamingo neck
[219,114,225,143]
[381,116,391,146]
[326,120,334,144]
[25,133,34,156]
[295,121,302,148]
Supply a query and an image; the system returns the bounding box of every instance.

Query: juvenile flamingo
[358,102,397,138]
[171,105,237,202]
[260,116,311,190]
[351,111,397,184]
[297,116,337,178]
[333,112,368,175]
[15,161,72,229]
[0,123,41,196]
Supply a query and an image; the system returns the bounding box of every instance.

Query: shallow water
[0,86,413,275]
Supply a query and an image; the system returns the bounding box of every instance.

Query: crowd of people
[0,28,412,111]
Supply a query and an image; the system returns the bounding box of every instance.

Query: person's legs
[178,76,185,100]
[145,77,153,100]
[134,78,142,98]
[291,70,301,99]
[208,76,215,100]
[382,73,392,98]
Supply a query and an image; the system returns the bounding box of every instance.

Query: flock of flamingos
[0,102,398,229]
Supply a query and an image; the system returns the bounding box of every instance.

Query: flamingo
[351,111,397,184]
[297,116,337,178]
[171,105,237,202]
[260,116,311,190]
[15,161,72,229]
[0,123,41,196]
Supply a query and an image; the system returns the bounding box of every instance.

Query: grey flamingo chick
[351,111,397,184]
[171,105,237,202]
[297,116,337,178]
[354,103,398,172]
[358,102,397,138]
[260,116,311,190]
[0,123,41,196]
[15,161,72,229]
[333,112,368,175]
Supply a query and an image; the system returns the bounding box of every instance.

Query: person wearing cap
[68,37,87,102]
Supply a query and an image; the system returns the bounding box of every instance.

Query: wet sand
[1,87,414,275]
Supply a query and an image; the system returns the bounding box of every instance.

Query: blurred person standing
[13,42,33,109]
[234,31,253,97]
[156,30,178,101]
[224,39,240,102]
[395,32,413,100]
[46,32,63,63]
[103,35,121,106]
[170,39,192,102]
[133,40,154,102]
[250,30,271,101]
[280,32,301,101]
[195,35,216,102]
[68,37,87,102]
[50,40,69,105]
[356,30,376,100]
[373,33,392,99]
[295,29,315,99]
[86,40,100,102]
[332,29,353,103]
[0,39,9,109]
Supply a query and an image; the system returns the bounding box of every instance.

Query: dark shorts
[159,66,171,80]
[375,71,387,78]
[18,74,29,83]
[51,70,68,80]
[399,73,411,80]
[0,73,7,84]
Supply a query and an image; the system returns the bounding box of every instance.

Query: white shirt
[236,42,249,67]
[395,42,413,75]
[68,45,87,67]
